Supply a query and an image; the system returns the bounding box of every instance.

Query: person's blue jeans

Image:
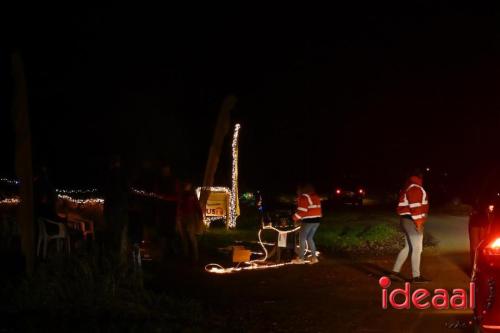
[299,222,320,259]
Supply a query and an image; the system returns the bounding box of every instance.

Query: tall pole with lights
[229,123,241,228]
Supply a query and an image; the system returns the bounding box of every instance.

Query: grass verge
[201,208,438,257]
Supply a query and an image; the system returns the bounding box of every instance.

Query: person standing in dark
[176,181,204,263]
[155,164,179,260]
[33,165,61,233]
[291,183,322,264]
[390,170,430,283]
[103,155,129,264]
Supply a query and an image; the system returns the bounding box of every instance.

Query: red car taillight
[483,238,500,256]
[358,189,364,194]
[336,189,341,195]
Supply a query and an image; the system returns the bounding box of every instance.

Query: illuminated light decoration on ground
[229,123,241,229]
[205,223,310,274]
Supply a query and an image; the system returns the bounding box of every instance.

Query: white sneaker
[308,257,319,264]
[291,258,306,264]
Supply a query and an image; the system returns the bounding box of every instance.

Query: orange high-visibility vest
[397,177,429,227]
[293,193,322,222]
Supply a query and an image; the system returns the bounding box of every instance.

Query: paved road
[426,214,470,253]
[159,254,474,332]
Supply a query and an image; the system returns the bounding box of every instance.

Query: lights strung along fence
[130,188,166,201]
[0,178,20,186]
[0,197,21,205]
[55,188,98,195]
[0,178,227,211]
[56,195,104,205]
[0,178,104,206]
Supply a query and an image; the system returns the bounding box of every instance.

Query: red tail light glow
[336,189,341,195]
[359,189,364,194]
[483,237,500,256]
[489,205,495,213]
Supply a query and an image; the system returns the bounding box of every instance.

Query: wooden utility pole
[203,95,237,187]
[11,50,35,275]
[200,95,237,213]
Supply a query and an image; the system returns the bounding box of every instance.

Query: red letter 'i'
[379,276,391,309]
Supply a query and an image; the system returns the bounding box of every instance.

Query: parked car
[472,201,500,332]
[332,180,366,206]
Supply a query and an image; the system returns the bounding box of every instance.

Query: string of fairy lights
[56,188,98,195]
[0,181,237,211]
[57,195,104,205]
[0,178,20,186]
[0,185,171,206]
[0,197,20,205]
[130,187,165,201]
[0,178,103,206]
[0,182,159,207]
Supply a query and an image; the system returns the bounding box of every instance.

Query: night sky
[2,4,500,195]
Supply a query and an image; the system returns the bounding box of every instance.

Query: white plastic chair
[37,218,71,259]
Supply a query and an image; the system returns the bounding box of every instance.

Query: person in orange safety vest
[390,170,430,283]
[291,183,322,265]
